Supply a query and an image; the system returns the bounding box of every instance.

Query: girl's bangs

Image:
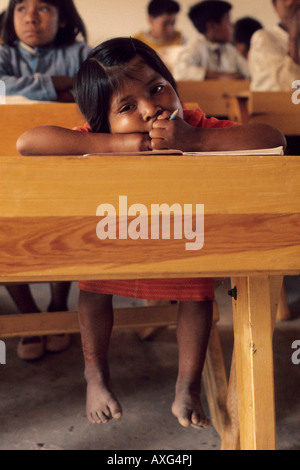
[13,0,60,7]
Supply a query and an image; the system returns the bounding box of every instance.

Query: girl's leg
[78,290,122,424]
[172,300,213,428]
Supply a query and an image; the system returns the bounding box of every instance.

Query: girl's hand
[113,133,152,152]
[149,114,197,151]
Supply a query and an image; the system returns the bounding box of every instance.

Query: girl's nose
[142,99,162,121]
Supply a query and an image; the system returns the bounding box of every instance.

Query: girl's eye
[150,85,164,96]
[119,104,135,114]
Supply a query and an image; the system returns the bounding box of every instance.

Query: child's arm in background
[150,117,287,152]
[16,126,152,155]
[51,76,75,102]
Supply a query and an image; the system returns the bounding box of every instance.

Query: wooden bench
[223,91,300,135]
[0,153,299,450]
[176,80,250,117]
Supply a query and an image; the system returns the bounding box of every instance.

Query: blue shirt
[0,40,92,101]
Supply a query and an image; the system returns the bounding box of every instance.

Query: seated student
[233,17,263,60]
[134,0,185,71]
[0,0,91,101]
[172,0,250,81]
[16,38,286,427]
[249,0,300,91]
[0,0,91,360]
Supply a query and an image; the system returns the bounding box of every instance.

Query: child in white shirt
[172,0,249,81]
[249,0,300,91]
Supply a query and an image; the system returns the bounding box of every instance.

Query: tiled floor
[0,277,299,450]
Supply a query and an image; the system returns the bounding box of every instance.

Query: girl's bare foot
[86,377,122,424]
[172,383,210,428]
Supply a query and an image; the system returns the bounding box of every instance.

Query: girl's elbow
[16,129,39,155]
[16,132,31,155]
[268,125,286,150]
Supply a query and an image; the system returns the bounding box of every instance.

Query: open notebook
[84,146,284,157]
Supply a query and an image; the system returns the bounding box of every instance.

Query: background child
[17,37,285,427]
[0,0,91,360]
[0,0,91,101]
[172,0,250,81]
[134,0,185,71]
[249,0,300,90]
[233,16,263,60]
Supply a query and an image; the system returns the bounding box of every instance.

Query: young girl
[0,0,91,102]
[17,37,286,428]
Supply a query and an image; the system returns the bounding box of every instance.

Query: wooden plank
[249,92,298,114]
[0,156,299,281]
[221,351,240,450]
[0,304,178,338]
[203,319,228,437]
[1,155,299,217]
[177,80,250,116]
[223,91,300,135]
[231,276,276,450]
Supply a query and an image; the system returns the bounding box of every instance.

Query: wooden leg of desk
[231,276,276,450]
[203,318,228,437]
[220,349,240,450]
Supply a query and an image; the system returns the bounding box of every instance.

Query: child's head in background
[147,0,181,42]
[233,17,262,59]
[188,0,233,43]
[2,0,87,47]
[74,37,182,134]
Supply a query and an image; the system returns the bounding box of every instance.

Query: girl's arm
[150,118,287,152]
[16,126,152,156]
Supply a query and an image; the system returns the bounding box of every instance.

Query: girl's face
[108,57,182,134]
[14,0,62,48]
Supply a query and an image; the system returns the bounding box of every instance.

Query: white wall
[0,0,278,47]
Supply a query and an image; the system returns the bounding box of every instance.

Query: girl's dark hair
[188,0,232,34]
[2,0,87,46]
[74,37,178,134]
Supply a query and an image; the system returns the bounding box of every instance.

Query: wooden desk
[223,91,300,135]
[0,103,85,156]
[0,154,299,450]
[176,80,250,117]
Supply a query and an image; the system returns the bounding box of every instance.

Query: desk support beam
[231,275,280,450]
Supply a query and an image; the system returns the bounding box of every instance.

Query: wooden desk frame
[0,154,299,450]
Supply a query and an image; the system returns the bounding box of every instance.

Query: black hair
[2,0,87,46]
[74,37,178,134]
[188,0,232,34]
[233,17,262,48]
[148,0,180,17]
